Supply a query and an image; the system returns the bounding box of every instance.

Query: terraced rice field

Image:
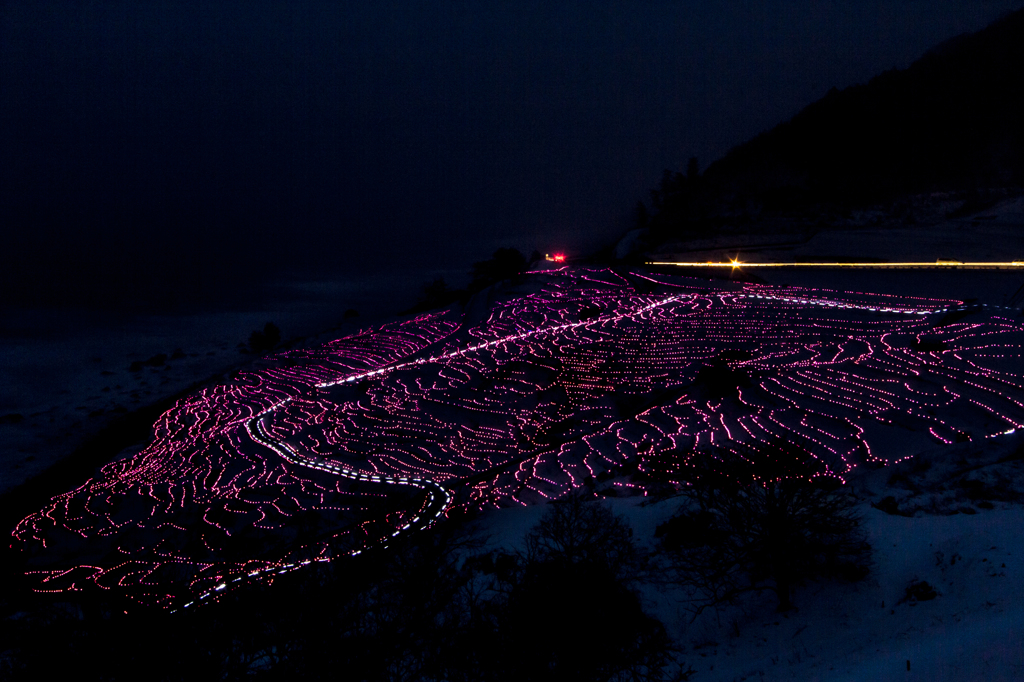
[15,267,1024,609]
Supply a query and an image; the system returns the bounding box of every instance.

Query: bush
[128,353,168,372]
[901,579,938,603]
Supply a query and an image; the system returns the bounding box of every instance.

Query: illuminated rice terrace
[14,267,1024,609]
[649,260,1024,269]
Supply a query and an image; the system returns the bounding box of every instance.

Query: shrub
[901,579,938,603]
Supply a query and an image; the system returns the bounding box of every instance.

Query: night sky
[3,0,1023,311]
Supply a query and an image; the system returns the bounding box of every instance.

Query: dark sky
[3,0,1023,311]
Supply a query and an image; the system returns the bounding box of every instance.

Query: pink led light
[13,268,1024,609]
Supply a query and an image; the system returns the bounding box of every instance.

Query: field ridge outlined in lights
[14,267,1024,609]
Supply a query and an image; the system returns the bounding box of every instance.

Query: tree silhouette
[497,495,691,681]
[656,440,870,613]
[422,277,452,306]
[404,277,466,314]
[644,164,710,241]
[686,157,699,180]
[634,200,650,230]
[469,248,528,292]
[248,322,281,353]
[524,494,641,581]
[692,352,751,401]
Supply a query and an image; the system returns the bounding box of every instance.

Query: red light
[553,253,565,263]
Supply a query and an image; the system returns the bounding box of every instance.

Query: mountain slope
[709,8,1023,211]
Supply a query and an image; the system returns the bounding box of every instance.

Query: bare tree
[524,493,640,581]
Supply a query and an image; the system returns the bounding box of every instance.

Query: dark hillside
[706,8,1024,210]
[640,8,1024,242]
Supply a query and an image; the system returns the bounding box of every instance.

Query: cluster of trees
[634,157,708,244]
[1,439,870,680]
[406,247,540,314]
[248,321,281,353]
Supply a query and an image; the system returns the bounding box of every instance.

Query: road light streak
[650,260,1024,270]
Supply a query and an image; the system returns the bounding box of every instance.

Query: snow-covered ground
[478,428,1024,681]
[657,500,1024,681]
